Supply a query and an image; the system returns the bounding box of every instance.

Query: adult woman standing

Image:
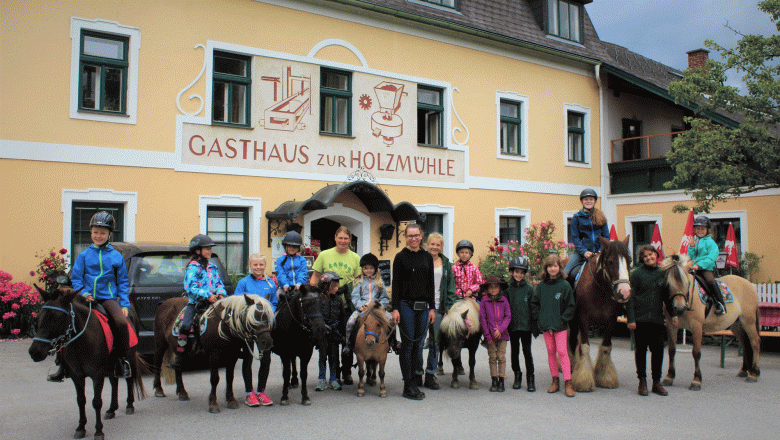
[310,226,361,384]
[391,223,436,400]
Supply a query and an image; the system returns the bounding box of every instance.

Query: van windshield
[133,254,190,286]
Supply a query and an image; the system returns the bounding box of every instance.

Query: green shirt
[506,279,534,332]
[530,278,575,332]
[627,263,668,325]
[312,247,361,286]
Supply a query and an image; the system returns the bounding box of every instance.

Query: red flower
[497,246,504,253]
[489,246,495,252]
[494,237,499,244]
[60,248,68,254]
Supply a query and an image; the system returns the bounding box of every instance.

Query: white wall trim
[414,204,455,257]
[703,210,749,253]
[302,203,370,256]
[563,103,592,168]
[496,91,530,162]
[198,194,262,257]
[61,188,138,264]
[624,214,663,259]
[307,38,368,67]
[562,210,577,252]
[70,17,140,125]
[495,208,531,245]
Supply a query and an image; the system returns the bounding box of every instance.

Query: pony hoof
[357,389,365,397]
[451,381,460,389]
[379,390,387,398]
[469,381,479,390]
[126,407,134,415]
[209,406,221,413]
[178,393,190,401]
[736,370,748,378]
[226,400,240,410]
[746,375,758,383]
[94,435,104,440]
[154,389,166,398]
[73,430,86,439]
[661,378,673,386]
[301,398,311,406]
[280,399,290,406]
[104,411,115,420]
[688,383,701,391]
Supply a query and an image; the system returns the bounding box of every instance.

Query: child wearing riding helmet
[275,231,308,296]
[169,234,227,371]
[531,255,576,397]
[316,271,346,391]
[479,275,511,392]
[688,216,725,315]
[234,253,278,407]
[564,188,610,278]
[69,211,132,379]
[453,240,484,300]
[505,256,537,392]
[344,253,394,357]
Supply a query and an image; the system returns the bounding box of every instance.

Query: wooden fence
[756,283,780,303]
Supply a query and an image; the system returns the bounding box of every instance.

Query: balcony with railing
[608,131,683,194]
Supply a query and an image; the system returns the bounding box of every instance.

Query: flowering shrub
[478,221,575,281]
[0,271,41,339]
[32,248,69,295]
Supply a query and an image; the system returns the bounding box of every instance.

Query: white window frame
[701,210,749,253]
[496,91,529,162]
[495,208,531,246]
[199,195,262,258]
[415,204,455,257]
[563,210,577,258]
[625,214,663,261]
[70,17,140,124]
[62,188,138,264]
[564,103,591,168]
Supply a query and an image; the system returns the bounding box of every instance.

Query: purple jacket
[479,294,511,341]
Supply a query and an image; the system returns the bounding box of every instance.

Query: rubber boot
[402,381,423,400]
[414,373,423,387]
[498,377,505,392]
[564,379,575,397]
[168,352,185,371]
[48,364,66,383]
[341,352,353,385]
[424,372,439,390]
[115,357,132,379]
[526,373,536,392]
[547,377,560,393]
[512,371,522,389]
[489,377,498,392]
[638,378,649,396]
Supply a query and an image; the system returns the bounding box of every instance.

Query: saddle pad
[697,281,734,305]
[172,307,209,337]
[93,311,139,354]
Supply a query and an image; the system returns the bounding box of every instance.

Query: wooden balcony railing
[610,131,685,163]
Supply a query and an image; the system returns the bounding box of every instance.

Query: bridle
[362,309,391,345]
[32,302,92,355]
[283,291,326,334]
[667,267,695,314]
[592,250,630,302]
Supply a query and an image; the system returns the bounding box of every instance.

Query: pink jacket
[453,261,484,299]
[479,295,511,341]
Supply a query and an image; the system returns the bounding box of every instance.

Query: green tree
[666,0,780,213]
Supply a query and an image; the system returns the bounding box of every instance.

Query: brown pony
[568,236,632,392]
[28,286,148,440]
[354,301,393,397]
[152,294,274,412]
[661,254,761,389]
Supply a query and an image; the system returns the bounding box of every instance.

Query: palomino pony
[439,298,482,389]
[568,236,632,392]
[28,286,148,440]
[152,294,274,413]
[271,286,330,405]
[354,301,393,397]
[661,254,761,389]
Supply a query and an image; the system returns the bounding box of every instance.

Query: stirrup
[115,358,132,378]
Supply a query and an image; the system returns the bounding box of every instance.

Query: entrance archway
[303,204,370,256]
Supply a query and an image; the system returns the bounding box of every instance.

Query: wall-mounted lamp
[379,223,395,256]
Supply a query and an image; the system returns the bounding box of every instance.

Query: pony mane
[660,253,691,294]
[217,294,274,340]
[440,298,481,338]
[360,301,391,329]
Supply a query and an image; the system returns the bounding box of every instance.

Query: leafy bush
[0,271,41,339]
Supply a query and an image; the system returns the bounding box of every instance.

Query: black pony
[28,286,148,440]
[271,285,330,405]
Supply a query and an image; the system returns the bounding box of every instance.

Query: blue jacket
[71,243,130,309]
[570,210,610,257]
[351,276,389,310]
[275,254,308,289]
[183,259,227,305]
[234,274,278,312]
[688,236,719,271]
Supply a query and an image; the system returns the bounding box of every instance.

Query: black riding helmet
[456,240,474,254]
[319,271,341,291]
[580,188,598,200]
[359,253,379,270]
[282,231,303,247]
[509,256,529,271]
[89,211,116,232]
[189,234,216,253]
[693,216,711,229]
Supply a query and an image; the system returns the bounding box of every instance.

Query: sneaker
[329,379,342,391]
[257,391,273,406]
[245,392,260,407]
[315,380,328,391]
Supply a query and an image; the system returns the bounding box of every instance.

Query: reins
[33,302,93,355]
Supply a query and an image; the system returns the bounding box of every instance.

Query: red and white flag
[725,222,739,268]
[679,210,695,254]
[609,224,618,241]
[651,223,665,260]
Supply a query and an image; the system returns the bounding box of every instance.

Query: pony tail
[591,208,607,228]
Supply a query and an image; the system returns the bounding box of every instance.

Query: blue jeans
[397,300,429,382]
[418,311,442,376]
[318,341,340,381]
[564,253,584,278]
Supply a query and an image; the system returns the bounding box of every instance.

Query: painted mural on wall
[181,57,464,183]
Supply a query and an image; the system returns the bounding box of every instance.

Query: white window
[198,195,262,270]
[496,91,529,161]
[564,103,591,168]
[70,18,140,124]
[495,208,530,246]
[415,204,454,256]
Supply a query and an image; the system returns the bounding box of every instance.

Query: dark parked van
[110,243,234,355]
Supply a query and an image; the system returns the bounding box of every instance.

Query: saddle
[92,310,139,354]
[691,273,732,317]
[173,306,210,341]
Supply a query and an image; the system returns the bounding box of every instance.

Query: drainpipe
[595,64,616,234]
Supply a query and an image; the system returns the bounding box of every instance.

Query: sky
[585,0,777,86]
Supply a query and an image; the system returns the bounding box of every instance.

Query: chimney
[686,48,709,70]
